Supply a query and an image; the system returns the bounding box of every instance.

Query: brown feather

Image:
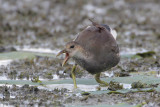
[73,25,120,74]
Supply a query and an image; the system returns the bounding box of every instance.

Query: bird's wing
[74,26,118,57]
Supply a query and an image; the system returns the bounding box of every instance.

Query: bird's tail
[110,28,117,40]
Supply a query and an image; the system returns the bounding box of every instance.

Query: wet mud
[0,0,160,106]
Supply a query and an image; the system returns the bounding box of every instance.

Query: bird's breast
[73,52,120,74]
[72,57,87,68]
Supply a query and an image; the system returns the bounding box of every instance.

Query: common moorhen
[57,19,120,88]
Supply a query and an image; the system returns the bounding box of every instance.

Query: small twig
[88,18,105,33]
[89,18,99,26]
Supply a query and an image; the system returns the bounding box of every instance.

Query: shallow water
[15,46,60,54]
[0,0,160,106]
[0,60,12,66]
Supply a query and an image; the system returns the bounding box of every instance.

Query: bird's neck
[74,47,91,60]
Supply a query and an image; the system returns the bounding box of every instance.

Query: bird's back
[74,25,120,74]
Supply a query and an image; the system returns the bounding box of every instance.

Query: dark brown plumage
[57,20,120,88]
[73,24,120,74]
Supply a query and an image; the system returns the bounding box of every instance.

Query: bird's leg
[71,64,78,89]
[95,73,108,86]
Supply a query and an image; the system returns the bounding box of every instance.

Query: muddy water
[0,0,160,106]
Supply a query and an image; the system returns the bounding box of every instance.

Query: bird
[57,19,120,88]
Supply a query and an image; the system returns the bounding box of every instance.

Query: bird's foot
[99,82,109,87]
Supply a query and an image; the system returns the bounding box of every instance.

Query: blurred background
[0,0,160,106]
[0,0,160,52]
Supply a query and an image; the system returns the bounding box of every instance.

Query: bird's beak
[56,49,70,67]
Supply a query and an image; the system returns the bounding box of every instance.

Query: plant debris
[136,51,156,58]
[108,81,123,91]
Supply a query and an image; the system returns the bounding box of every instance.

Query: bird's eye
[70,45,74,48]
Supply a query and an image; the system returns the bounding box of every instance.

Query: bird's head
[56,41,83,66]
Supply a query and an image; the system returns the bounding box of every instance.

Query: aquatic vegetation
[0,0,159,106]
[31,76,42,83]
